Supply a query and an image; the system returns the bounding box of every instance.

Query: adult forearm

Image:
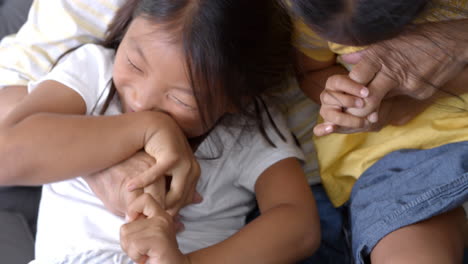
[187,204,320,264]
[0,111,158,185]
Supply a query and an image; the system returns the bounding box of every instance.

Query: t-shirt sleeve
[27,44,115,114]
[234,106,305,192]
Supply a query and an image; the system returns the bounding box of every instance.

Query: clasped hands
[314,20,468,136]
[84,114,201,264]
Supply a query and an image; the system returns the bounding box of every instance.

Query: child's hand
[314,74,380,136]
[120,193,189,264]
[126,112,201,216]
[314,75,375,136]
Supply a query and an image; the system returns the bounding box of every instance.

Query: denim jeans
[298,184,351,264]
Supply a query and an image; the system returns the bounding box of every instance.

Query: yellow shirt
[293,0,468,206]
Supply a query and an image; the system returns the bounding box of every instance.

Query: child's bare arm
[0,85,28,120]
[186,158,319,264]
[0,80,189,187]
[296,51,341,103]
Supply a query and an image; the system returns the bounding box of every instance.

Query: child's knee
[370,208,465,264]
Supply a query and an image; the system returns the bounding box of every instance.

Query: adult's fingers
[349,56,381,86]
[123,187,143,218]
[127,160,172,191]
[341,50,365,65]
[127,193,166,221]
[166,160,200,216]
[346,69,396,117]
[144,176,166,210]
[367,69,398,102]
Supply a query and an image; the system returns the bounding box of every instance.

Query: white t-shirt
[29,44,304,264]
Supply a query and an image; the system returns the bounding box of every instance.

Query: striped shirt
[0,0,124,86]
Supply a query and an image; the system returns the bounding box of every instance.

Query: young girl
[286,0,468,263]
[0,0,320,263]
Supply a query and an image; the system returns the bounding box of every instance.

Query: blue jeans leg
[297,184,351,264]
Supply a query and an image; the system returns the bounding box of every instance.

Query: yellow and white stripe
[0,0,124,86]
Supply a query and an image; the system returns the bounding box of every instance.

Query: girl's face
[113,17,223,138]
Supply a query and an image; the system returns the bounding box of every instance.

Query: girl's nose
[128,85,157,112]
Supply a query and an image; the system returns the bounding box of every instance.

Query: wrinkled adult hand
[315,19,468,135]
[83,151,201,218]
[344,19,468,112]
[83,151,160,217]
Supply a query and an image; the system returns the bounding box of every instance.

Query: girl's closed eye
[168,93,197,111]
[126,55,142,72]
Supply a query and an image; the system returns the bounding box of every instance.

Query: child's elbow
[293,206,322,259]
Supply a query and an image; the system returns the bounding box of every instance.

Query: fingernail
[355,98,364,108]
[360,87,369,97]
[368,112,379,123]
[325,125,333,133]
[127,184,136,191]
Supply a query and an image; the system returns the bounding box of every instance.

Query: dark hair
[101,0,293,145]
[288,0,430,45]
